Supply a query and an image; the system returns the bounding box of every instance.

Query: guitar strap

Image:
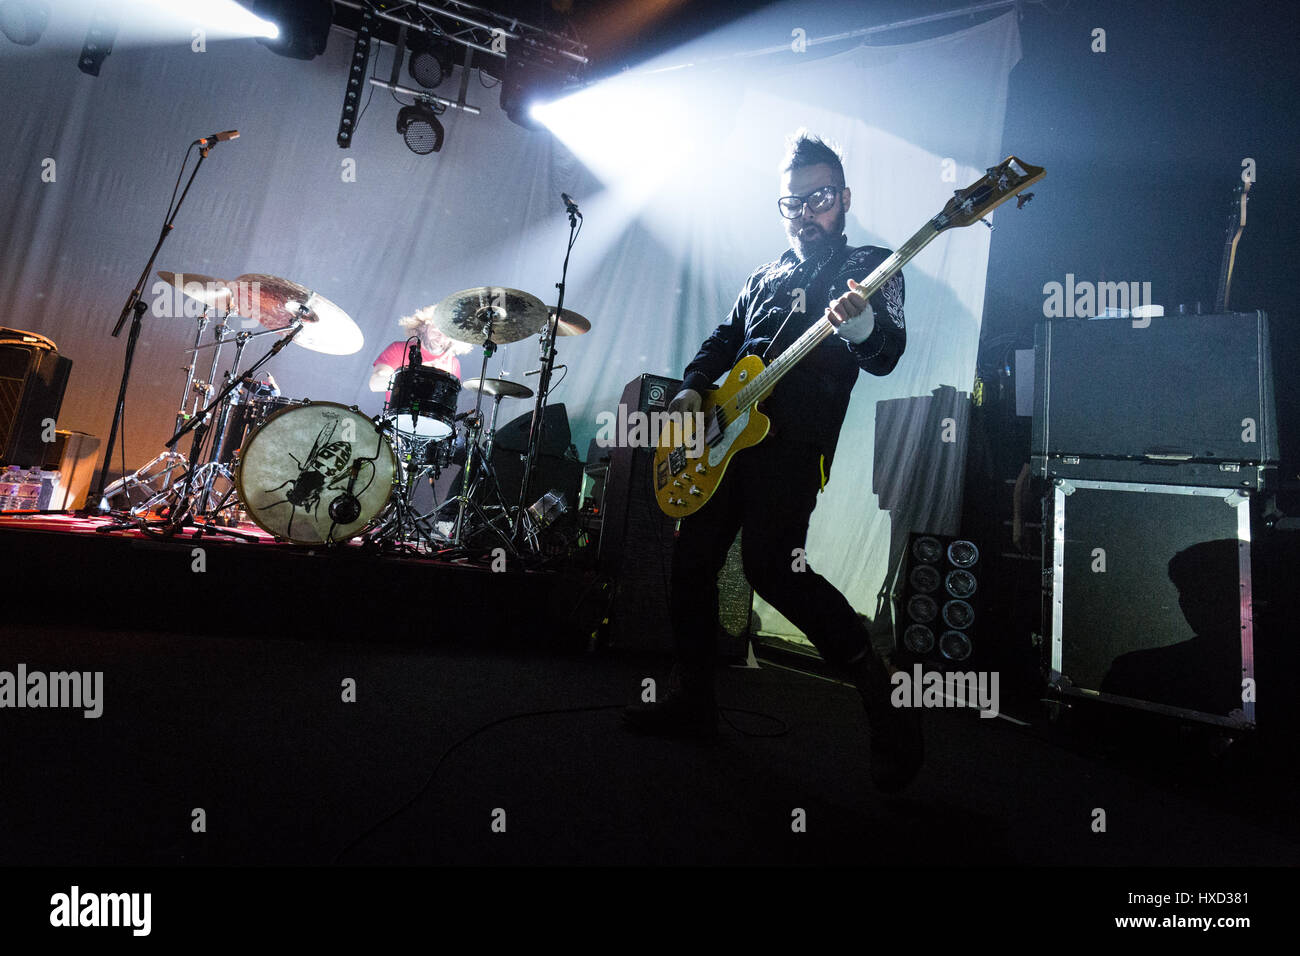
[760,240,853,363]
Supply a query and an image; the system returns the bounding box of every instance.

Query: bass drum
[235,402,396,545]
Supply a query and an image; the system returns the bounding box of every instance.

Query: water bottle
[16,469,43,510]
[0,466,22,512]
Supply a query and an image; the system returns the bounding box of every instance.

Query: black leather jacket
[681,234,906,468]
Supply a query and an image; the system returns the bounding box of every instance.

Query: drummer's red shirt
[374,341,461,402]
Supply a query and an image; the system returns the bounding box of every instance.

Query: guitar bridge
[668,447,687,475]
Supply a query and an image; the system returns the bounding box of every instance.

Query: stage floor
[0,512,603,646]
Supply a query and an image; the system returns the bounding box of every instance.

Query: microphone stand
[85,138,225,517]
[513,201,580,550]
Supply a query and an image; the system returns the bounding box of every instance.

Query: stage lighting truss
[337,2,374,147]
[333,0,586,119]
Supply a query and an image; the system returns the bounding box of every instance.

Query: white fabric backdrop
[0,8,1020,643]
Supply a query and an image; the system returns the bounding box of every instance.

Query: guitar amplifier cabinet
[601,373,751,656]
[0,340,73,468]
[1046,478,1254,729]
[1031,313,1277,489]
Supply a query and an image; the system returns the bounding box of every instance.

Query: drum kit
[100,270,591,556]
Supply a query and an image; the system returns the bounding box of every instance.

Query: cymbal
[157,271,232,309]
[229,273,363,355]
[431,287,548,346]
[550,308,591,336]
[463,377,534,400]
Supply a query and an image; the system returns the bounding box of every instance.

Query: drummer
[368,305,473,398]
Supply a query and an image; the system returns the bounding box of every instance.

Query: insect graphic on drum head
[257,414,374,539]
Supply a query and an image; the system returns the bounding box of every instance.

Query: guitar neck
[1214,223,1236,314]
[735,220,941,410]
[1214,185,1249,313]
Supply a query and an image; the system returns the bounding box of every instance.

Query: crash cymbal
[432,287,548,346]
[549,308,591,336]
[228,273,363,355]
[157,270,233,309]
[463,377,534,400]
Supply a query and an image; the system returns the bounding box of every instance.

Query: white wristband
[833,305,875,345]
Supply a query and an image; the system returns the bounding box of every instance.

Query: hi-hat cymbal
[157,271,233,309]
[550,308,591,336]
[463,378,534,400]
[229,273,363,355]
[432,287,548,346]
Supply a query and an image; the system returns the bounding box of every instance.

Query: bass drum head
[235,402,395,545]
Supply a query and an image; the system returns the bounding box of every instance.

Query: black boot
[622,663,718,738]
[850,649,923,793]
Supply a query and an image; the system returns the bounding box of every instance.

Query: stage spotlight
[500,39,576,130]
[408,29,456,89]
[396,102,444,154]
[252,0,330,59]
[77,6,118,76]
[0,0,48,46]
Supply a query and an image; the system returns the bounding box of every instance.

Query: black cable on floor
[333,694,791,862]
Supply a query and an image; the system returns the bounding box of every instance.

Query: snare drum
[235,401,396,545]
[386,365,460,439]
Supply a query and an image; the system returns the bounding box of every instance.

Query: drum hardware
[365,421,446,552]
[96,319,308,540]
[436,333,521,557]
[100,292,238,517]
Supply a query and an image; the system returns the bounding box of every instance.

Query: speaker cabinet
[897,532,982,667]
[601,373,751,656]
[1032,313,1277,489]
[0,342,73,467]
[1047,478,1254,728]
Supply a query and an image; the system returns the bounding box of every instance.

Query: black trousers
[670,437,871,683]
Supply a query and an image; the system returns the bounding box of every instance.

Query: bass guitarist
[623,131,923,792]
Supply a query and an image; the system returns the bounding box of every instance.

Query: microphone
[561,192,582,217]
[408,339,422,367]
[196,130,240,146]
[329,462,364,524]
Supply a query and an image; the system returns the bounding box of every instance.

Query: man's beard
[790,208,846,261]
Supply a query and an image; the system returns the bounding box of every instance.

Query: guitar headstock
[933,155,1045,232]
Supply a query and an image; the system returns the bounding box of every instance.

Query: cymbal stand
[99,306,231,517]
[440,332,519,557]
[155,322,304,539]
[369,424,440,552]
[190,329,253,517]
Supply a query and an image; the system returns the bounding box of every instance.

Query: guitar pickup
[668,448,687,474]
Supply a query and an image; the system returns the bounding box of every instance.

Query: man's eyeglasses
[777,185,844,220]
